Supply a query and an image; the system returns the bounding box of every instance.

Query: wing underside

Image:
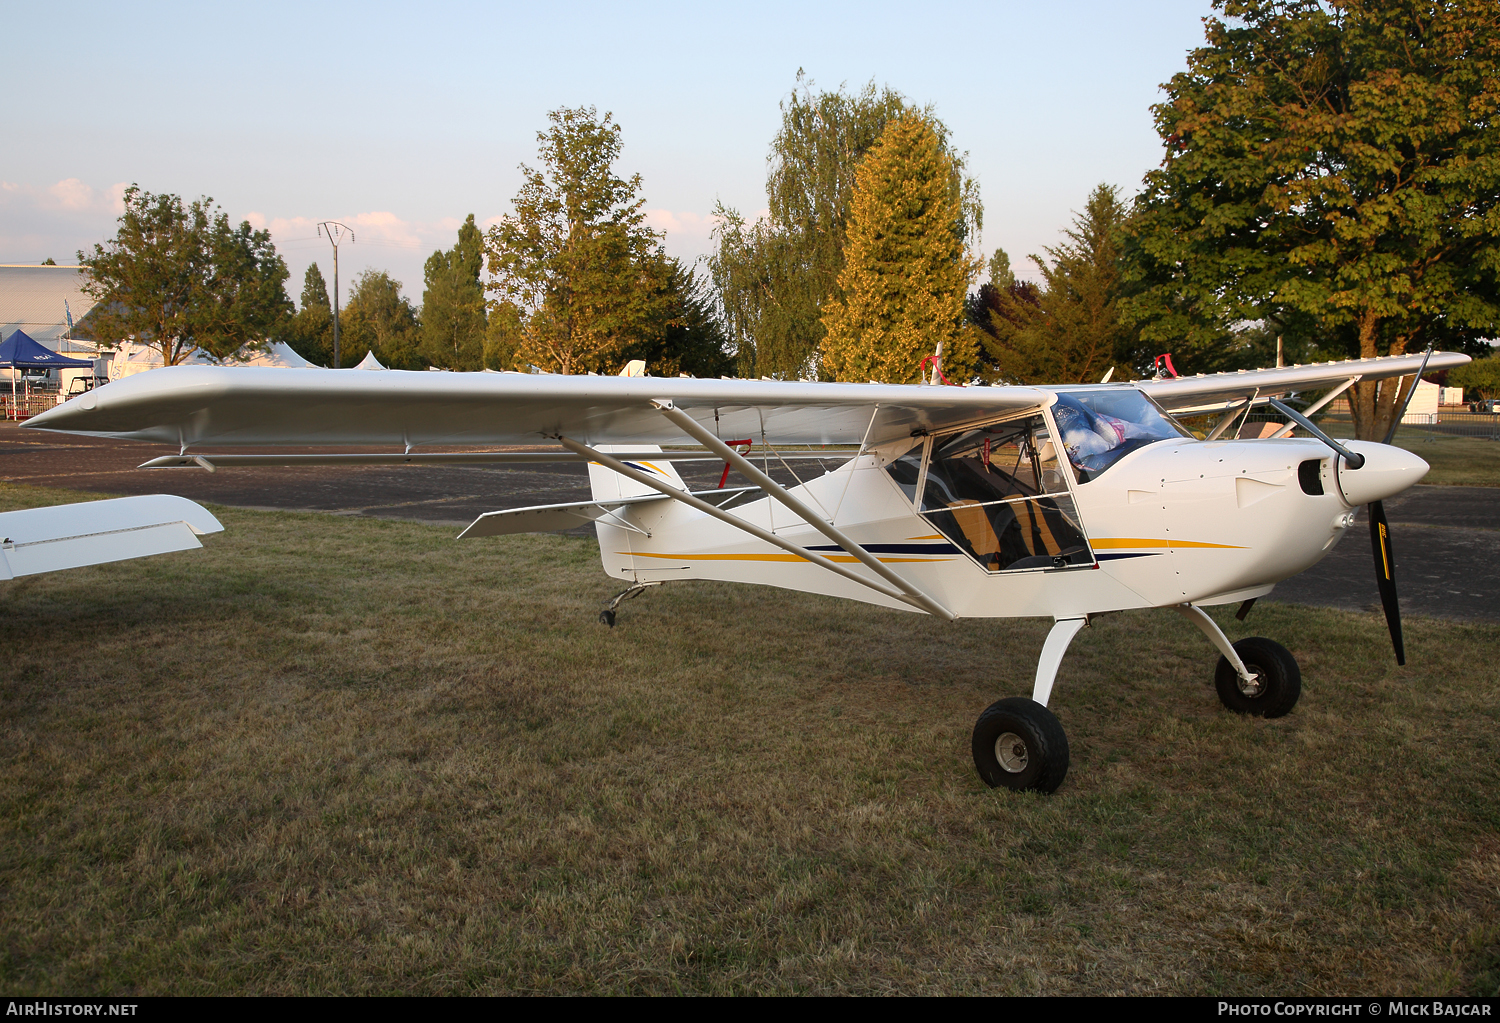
[24,368,1053,449]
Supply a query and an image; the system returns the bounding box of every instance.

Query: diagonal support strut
[650,400,955,620]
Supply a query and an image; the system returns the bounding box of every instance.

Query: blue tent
[1,330,94,419]
[0,330,94,369]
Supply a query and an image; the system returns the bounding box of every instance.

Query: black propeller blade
[1367,499,1405,665]
[1364,340,1431,668]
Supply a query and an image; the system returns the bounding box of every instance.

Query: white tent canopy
[108,341,319,381]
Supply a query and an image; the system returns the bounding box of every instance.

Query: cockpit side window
[884,412,1094,573]
[1053,389,1187,484]
[919,415,1067,512]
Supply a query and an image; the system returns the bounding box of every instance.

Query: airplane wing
[22,367,1054,449]
[0,494,223,579]
[21,352,1469,452]
[1137,352,1471,412]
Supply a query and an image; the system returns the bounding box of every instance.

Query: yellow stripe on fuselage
[1089,537,1246,550]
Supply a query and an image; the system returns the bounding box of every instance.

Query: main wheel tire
[1214,637,1301,717]
[971,697,1070,794]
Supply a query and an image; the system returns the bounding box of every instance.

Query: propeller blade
[1368,500,1405,665]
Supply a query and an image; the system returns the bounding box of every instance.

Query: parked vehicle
[1469,399,1500,413]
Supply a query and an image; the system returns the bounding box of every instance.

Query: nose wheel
[1213,637,1301,717]
[971,697,1070,793]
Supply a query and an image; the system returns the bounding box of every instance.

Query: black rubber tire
[1214,637,1301,717]
[599,609,616,628]
[971,697,1070,794]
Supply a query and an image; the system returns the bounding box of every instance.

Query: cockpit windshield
[1052,389,1187,484]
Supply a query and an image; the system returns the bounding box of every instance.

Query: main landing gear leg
[971,616,1083,794]
[1173,603,1301,718]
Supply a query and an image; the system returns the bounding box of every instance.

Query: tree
[976,185,1138,384]
[79,185,292,364]
[340,270,422,370]
[710,75,981,378]
[421,214,487,371]
[1124,1,1500,438]
[282,263,334,366]
[631,259,734,378]
[485,106,669,375]
[819,115,980,383]
[1449,352,1500,398]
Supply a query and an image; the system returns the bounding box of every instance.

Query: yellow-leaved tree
[819,115,979,383]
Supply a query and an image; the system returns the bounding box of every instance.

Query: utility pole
[317,222,355,368]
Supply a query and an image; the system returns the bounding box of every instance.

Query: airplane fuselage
[591,432,1427,620]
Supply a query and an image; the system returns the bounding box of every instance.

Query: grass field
[1,482,1497,995]
[1339,424,1500,488]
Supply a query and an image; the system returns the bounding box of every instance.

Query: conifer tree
[819,115,978,384]
[979,185,1135,384]
[283,262,334,365]
[421,214,486,371]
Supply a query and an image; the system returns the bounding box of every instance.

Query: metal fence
[0,394,64,421]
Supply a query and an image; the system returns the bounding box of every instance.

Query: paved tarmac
[2,422,1494,622]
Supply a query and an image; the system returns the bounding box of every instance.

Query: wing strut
[647,400,956,621]
[1266,376,1360,439]
[555,434,956,621]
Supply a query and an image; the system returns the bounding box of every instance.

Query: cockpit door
[888,410,1095,573]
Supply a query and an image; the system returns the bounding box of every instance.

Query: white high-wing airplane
[23,350,1467,793]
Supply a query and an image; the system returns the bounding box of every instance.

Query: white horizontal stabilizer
[459,493,671,538]
[0,494,224,580]
[459,487,758,539]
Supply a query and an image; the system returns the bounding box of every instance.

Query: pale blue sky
[3,1,1217,307]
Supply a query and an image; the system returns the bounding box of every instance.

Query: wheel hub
[995,731,1029,773]
[1237,663,1264,697]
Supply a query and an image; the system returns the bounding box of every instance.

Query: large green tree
[79,185,291,364]
[820,116,980,383]
[976,185,1138,384]
[710,75,981,378]
[485,106,669,374]
[421,214,487,371]
[1125,0,1500,438]
[340,270,422,370]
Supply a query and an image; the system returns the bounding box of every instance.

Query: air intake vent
[1298,459,1325,495]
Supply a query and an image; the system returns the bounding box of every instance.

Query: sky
[2,0,1218,309]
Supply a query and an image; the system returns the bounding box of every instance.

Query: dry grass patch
[0,483,1496,995]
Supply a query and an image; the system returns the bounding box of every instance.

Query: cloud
[0,178,131,263]
[645,208,720,262]
[47,178,96,211]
